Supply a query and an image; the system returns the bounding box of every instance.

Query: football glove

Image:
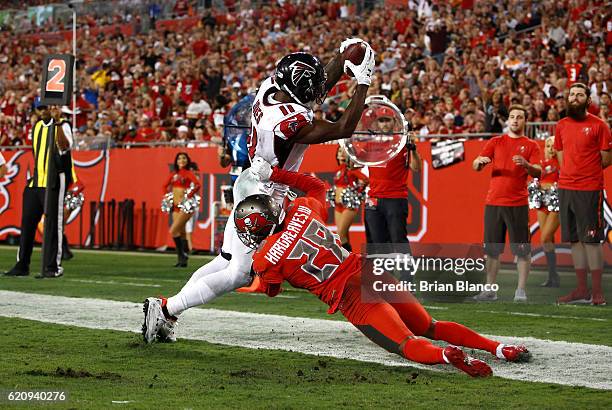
[344,45,375,86]
[249,157,273,182]
[339,37,370,54]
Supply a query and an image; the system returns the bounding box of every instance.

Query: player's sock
[591,269,603,294]
[160,297,177,321]
[401,338,445,364]
[433,321,499,355]
[575,268,588,292]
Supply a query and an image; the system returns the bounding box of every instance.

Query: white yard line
[0,290,610,390]
[66,279,162,288]
[474,310,608,322]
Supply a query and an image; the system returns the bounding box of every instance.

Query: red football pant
[339,273,499,364]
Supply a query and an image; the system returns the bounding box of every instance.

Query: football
[343,42,366,77]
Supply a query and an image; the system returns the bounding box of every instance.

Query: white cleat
[142,297,167,344]
[158,319,177,343]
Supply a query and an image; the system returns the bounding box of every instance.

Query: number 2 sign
[39,54,74,106]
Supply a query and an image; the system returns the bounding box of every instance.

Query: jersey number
[46,59,66,92]
[247,126,258,159]
[286,219,349,282]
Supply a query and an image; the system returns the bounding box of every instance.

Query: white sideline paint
[0,290,610,390]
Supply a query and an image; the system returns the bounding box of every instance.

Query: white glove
[339,38,370,54]
[249,157,273,182]
[344,45,375,86]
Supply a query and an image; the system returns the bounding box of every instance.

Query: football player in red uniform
[237,161,530,377]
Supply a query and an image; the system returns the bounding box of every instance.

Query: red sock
[575,269,588,292]
[591,269,603,294]
[402,338,445,365]
[433,321,499,355]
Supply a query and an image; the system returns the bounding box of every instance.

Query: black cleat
[35,270,64,279]
[4,267,29,277]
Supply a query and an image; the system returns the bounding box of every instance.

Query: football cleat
[496,344,531,362]
[142,297,167,344]
[443,346,492,377]
[591,293,607,306]
[557,288,591,305]
[157,319,177,343]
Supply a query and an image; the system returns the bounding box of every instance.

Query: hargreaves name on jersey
[264,205,311,264]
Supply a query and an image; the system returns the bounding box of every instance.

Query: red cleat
[591,292,607,306]
[557,288,591,304]
[496,344,531,362]
[443,346,492,377]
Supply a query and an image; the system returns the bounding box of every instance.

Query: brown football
[343,42,366,77]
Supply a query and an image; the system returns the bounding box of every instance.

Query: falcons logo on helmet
[289,61,316,86]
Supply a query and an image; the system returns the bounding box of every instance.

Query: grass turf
[1,318,611,409]
[0,247,609,346]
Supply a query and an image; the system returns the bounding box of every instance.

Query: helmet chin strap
[281,84,307,106]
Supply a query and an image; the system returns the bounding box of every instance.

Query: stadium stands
[0,0,609,147]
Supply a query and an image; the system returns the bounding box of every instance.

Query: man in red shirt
[554,83,612,306]
[365,109,422,247]
[473,105,541,302]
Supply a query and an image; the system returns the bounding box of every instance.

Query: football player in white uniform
[143,39,375,343]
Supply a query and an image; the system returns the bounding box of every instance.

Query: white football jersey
[247,76,313,200]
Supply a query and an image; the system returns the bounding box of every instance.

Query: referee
[4,105,73,278]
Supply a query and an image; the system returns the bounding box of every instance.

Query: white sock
[166,266,251,316]
[496,344,506,359]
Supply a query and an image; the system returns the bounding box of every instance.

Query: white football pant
[166,169,281,317]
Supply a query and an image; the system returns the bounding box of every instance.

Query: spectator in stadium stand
[536,136,561,288]
[333,146,368,252]
[472,66,508,135]
[365,108,422,263]
[162,152,201,268]
[554,83,612,306]
[472,105,541,303]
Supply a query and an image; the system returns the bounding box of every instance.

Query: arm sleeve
[270,167,327,206]
[185,170,201,197]
[479,137,496,158]
[61,122,74,148]
[0,152,5,166]
[554,124,563,151]
[162,173,174,193]
[599,122,612,151]
[252,258,284,297]
[528,142,541,164]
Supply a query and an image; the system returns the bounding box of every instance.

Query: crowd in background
[0,0,610,147]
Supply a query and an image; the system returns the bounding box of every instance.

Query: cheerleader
[537,136,560,287]
[333,146,368,252]
[163,152,201,267]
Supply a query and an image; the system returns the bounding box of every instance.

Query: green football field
[0,246,611,409]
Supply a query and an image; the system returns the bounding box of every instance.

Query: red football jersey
[368,149,410,198]
[554,113,612,190]
[564,63,582,86]
[539,157,560,185]
[479,134,541,206]
[252,196,361,314]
